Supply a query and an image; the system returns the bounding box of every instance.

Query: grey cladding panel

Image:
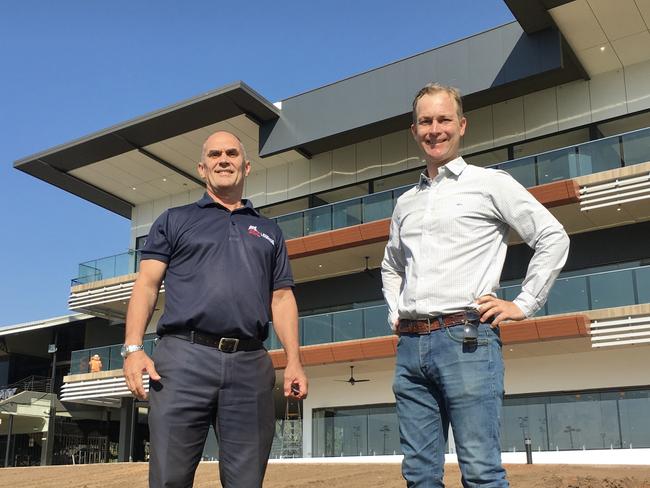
[260,23,565,156]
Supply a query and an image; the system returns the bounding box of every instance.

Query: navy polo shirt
[140,193,294,339]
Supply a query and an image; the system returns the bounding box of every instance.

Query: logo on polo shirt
[248,225,275,246]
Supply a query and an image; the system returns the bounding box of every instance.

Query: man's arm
[271,287,307,399]
[123,259,167,400]
[381,208,406,330]
[479,171,570,326]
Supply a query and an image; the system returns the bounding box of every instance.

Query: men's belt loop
[190,330,195,344]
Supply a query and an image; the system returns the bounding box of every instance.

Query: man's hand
[283,359,308,400]
[477,295,526,326]
[123,351,161,400]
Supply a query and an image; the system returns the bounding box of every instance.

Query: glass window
[502,397,548,452]
[312,404,400,457]
[373,169,421,193]
[259,197,309,219]
[618,390,650,448]
[464,147,509,167]
[512,128,590,159]
[315,184,368,204]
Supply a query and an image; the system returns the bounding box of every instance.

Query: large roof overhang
[507,0,650,77]
[258,20,588,157]
[14,82,283,218]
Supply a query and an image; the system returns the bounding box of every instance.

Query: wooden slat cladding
[286,180,580,259]
[269,314,589,368]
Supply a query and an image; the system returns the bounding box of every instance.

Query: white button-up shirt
[381,157,569,328]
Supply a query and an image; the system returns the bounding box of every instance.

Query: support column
[4,414,14,468]
[118,397,135,462]
[42,397,56,465]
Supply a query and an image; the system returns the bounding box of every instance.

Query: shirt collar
[418,156,467,188]
[196,192,259,216]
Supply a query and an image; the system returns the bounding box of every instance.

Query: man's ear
[197,162,206,179]
[244,160,251,177]
[410,124,417,140]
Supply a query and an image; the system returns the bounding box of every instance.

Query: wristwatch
[121,344,144,358]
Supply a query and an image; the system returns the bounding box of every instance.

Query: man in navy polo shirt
[123,130,307,487]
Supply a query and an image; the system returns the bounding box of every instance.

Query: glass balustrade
[498,265,650,317]
[69,338,156,374]
[72,250,140,285]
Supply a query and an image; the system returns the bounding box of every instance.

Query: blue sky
[0,0,513,326]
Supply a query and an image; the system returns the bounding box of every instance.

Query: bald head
[201,131,248,163]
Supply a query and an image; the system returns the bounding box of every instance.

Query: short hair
[412,83,464,123]
[201,131,248,162]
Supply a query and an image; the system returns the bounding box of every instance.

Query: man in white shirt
[381,83,569,487]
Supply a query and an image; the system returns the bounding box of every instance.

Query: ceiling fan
[336,365,370,386]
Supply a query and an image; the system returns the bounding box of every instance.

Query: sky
[0,0,514,327]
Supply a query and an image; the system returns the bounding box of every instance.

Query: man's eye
[208,151,221,158]
[226,150,239,157]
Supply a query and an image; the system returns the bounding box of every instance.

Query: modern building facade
[9,0,650,465]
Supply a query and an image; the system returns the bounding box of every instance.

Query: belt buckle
[218,337,239,353]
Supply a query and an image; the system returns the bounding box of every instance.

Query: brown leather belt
[398,311,480,335]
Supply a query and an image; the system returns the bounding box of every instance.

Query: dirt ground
[1,462,649,487]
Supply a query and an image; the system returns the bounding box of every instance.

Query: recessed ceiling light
[131,186,137,190]
[600,46,606,52]
[318,264,323,268]
[162,178,167,182]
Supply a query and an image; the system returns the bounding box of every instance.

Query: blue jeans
[393,322,508,487]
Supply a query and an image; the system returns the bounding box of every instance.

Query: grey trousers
[148,335,276,488]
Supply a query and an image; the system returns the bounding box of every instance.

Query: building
[8,0,650,465]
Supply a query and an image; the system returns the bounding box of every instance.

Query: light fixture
[131,186,137,191]
[162,178,167,182]
[600,46,606,52]
[318,264,323,268]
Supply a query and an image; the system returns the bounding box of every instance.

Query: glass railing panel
[537,147,578,185]
[576,136,621,176]
[635,266,650,304]
[546,276,589,315]
[276,213,304,240]
[621,127,650,166]
[70,349,90,374]
[364,304,390,338]
[333,309,363,342]
[499,156,537,187]
[143,339,156,356]
[77,263,101,284]
[589,269,636,309]
[304,206,332,235]
[109,345,123,371]
[362,192,393,222]
[303,314,333,345]
[332,199,362,230]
